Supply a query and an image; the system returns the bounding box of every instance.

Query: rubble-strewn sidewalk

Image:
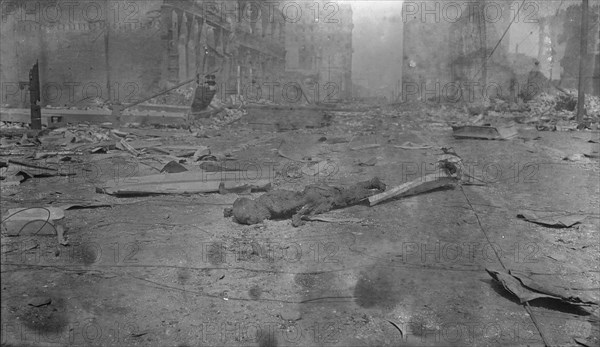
[2,94,599,346]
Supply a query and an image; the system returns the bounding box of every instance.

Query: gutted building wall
[0,0,288,107]
[161,0,287,102]
[402,1,517,102]
[1,0,164,107]
[557,4,599,91]
[284,1,353,101]
[401,0,600,102]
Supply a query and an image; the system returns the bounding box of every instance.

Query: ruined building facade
[159,0,287,102]
[284,1,353,101]
[402,1,600,102]
[0,0,290,107]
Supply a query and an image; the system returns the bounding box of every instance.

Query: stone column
[188,15,198,80]
[177,11,188,82]
[159,6,173,86]
[197,19,206,75]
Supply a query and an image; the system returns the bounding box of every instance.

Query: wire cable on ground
[1,207,54,236]
[460,185,552,347]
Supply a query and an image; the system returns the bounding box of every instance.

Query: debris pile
[0,122,197,186]
[554,93,578,111]
[189,97,247,130]
[147,86,195,106]
[1,121,29,130]
[418,91,600,134]
[511,91,599,129]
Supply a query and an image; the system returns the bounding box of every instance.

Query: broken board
[452,125,518,140]
[368,174,457,206]
[97,170,271,196]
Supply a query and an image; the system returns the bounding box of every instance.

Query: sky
[346,0,405,95]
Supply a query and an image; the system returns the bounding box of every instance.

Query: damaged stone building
[0,0,294,107]
[402,1,600,102]
[284,1,354,100]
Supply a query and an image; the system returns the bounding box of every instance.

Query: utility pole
[28,61,42,130]
[328,55,331,82]
[479,0,487,90]
[105,14,111,103]
[576,0,589,121]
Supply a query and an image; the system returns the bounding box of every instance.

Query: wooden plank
[368,174,457,206]
[1,108,188,126]
[101,170,271,185]
[97,170,272,196]
[99,179,271,196]
[452,125,517,140]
